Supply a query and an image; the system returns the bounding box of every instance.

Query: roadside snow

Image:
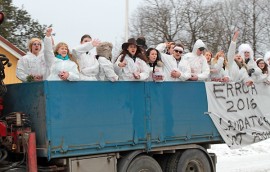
[209,139,270,172]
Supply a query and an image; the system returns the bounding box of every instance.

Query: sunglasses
[33,43,41,46]
[199,47,205,51]
[174,50,183,54]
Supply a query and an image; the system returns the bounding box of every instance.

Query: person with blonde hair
[209,50,230,82]
[44,28,79,81]
[227,30,253,86]
[16,38,47,82]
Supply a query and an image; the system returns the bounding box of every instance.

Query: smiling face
[127,44,137,56]
[55,43,69,57]
[204,51,212,62]
[244,51,250,59]
[257,60,266,70]
[57,46,68,57]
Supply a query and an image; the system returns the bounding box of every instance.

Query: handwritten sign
[205,82,270,149]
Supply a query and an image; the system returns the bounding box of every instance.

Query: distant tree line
[0,0,49,52]
[130,0,270,58]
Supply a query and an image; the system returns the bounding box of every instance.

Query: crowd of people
[16,28,270,85]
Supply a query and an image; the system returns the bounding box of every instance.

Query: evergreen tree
[0,0,49,52]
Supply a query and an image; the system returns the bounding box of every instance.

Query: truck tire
[164,151,182,172]
[126,155,162,172]
[155,154,171,171]
[176,149,211,172]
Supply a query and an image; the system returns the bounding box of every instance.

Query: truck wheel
[127,155,162,172]
[164,151,182,172]
[176,149,211,172]
[155,154,171,171]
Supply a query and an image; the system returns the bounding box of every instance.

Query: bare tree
[130,0,185,47]
[130,0,270,56]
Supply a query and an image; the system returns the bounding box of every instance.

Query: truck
[0,51,222,171]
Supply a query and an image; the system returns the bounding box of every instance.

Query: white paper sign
[205,82,270,149]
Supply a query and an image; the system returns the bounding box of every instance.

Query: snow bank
[209,139,270,172]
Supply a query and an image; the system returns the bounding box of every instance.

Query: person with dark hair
[156,42,191,81]
[256,58,270,84]
[44,28,79,81]
[256,58,268,74]
[114,38,149,81]
[72,34,100,80]
[145,48,164,81]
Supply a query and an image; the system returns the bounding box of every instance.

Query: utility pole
[125,0,129,41]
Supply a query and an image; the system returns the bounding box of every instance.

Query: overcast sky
[12,0,143,50]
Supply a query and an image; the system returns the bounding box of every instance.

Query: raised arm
[44,28,55,67]
[72,39,100,58]
[227,30,239,70]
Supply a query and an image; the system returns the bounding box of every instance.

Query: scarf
[56,54,70,60]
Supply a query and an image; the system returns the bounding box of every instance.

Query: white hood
[192,39,206,54]
[238,44,254,61]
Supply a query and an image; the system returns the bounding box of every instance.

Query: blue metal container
[3,81,222,160]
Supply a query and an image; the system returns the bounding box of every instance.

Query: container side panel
[148,82,221,145]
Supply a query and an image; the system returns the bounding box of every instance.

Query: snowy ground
[209,139,270,172]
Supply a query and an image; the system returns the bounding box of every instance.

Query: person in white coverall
[238,43,261,82]
[145,48,164,82]
[114,38,149,81]
[209,51,230,82]
[16,38,46,82]
[227,31,253,86]
[156,42,191,81]
[183,39,210,81]
[95,42,119,81]
[44,28,80,81]
[72,34,100,80]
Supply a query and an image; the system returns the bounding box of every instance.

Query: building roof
[0,35,26,59]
